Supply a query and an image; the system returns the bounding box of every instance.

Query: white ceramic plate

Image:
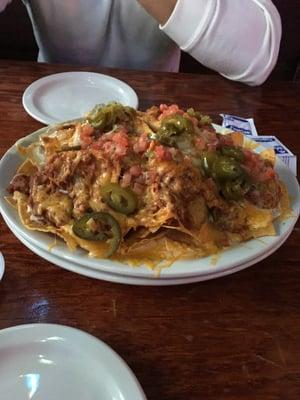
[22,72,139,125]
[0,323,146,400]
[0,252,4,280]
[0,125,299,282]
[3,214,292,285]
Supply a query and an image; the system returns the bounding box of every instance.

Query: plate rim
[0,322,147,400]
[22,71,139,125]
[3,213,293,286]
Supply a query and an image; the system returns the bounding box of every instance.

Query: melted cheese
[243,201,274,230]
[34,188,72,226]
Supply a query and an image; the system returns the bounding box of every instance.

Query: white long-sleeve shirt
[0,0,281,85]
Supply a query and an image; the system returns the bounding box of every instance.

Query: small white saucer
[0,324,146,400]
[22,71,139,125]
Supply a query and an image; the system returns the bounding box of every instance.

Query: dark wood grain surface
[0,60,299,400]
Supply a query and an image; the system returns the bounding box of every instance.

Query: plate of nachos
[0,103,299,283]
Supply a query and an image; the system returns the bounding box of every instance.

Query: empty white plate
[22,71,139,125]
[0,324,146,400]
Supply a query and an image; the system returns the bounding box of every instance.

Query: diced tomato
[133,133,150,153]
[218,134,234,147]
[133,182,145,194]
[159,104,169,112]
[121,165,144,188]
[91,141,102,150]
[121,171,132,187]
[130,165,142,177]
[102,141,114,154]
[195,129,218,151]
[244,149,265,170]
[94,128,129,158]
[159,104,184,120]
[111,130,129,157]
[243,149,259,162]
[154,145,173,161]
[195,136,206,151]
[243,149,277,182]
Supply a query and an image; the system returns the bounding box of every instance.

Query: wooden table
[0,60,299,400]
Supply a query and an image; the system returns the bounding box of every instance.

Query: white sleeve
[160,0,282,86]
[0,0,12,12]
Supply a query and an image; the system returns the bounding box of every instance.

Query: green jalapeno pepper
[220,145,244,162]
[212,156,244,181]
[101,183,138,215]
[199,151,219,176]
[86,102,136,131]
[153,114,194,146]
[186,108,212,126]
[220,175,250,200]
[72,212,121,257]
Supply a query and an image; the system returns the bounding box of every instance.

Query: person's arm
[138,0,282,86]
[138,0,177,24]
[0,0,12,12]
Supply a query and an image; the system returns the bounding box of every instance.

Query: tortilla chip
[17,143,44,165]
[13,192,77,250]
[118,235,202,265]
[243,201,275,236]
[17,159,38,176]
[229,131,244,147]
[17,144,30,157]
[278,181,292,220]
[260,148,276,165]
[251,223,276,238]
[5,195,17,208]
[244,138,259,150]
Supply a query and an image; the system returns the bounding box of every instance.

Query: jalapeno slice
[220,145,244,162]
[220,175,250,200]
[86,102,136,131]
[199,151,219,176]
[153,114,194,145]
[101,183,137,215]
[186,108,212,126]
[72,212,121,257]
[212,156,244,181]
